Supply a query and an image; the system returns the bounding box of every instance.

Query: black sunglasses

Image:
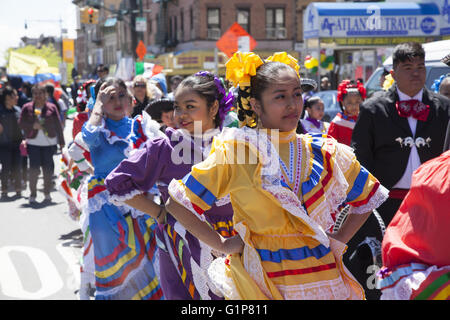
[134,83,146,88]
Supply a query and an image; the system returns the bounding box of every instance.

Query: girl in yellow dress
[164,52,389,300]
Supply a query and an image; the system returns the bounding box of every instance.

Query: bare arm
[88,82,111,126]
[328,210,372,244]
[124,193,165,224]
[165,197,244,255]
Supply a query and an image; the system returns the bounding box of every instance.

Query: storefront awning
[304,2,441,40]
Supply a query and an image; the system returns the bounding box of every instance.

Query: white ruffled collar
[90,113,164,157]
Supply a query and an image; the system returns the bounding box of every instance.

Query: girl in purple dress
[105,71,237,300]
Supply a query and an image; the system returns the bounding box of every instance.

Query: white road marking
[0,246,64,299]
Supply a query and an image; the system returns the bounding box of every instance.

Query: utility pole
[130,0,138,59]
[156,0,168,50]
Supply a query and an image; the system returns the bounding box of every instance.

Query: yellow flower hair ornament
[225,51,264,88]
[266,52,300,77]
[383,73,395,91]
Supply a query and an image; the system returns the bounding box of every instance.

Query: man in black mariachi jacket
[346,42,450,300]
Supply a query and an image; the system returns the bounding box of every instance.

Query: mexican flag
[135,62,163,78]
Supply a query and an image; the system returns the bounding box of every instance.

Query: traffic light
[80,7,89,24]
[80,7,98,24]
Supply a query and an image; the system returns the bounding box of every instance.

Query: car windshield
[312,90,339,122]
[315,91,337,109]
[365,68,384,97]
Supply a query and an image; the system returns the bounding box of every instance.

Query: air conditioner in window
[207,28,221,40]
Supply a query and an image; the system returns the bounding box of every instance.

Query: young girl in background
[81,77,165,300]
[328,80,366,146]
[105,71,236,300]
[72,80,96,139]
[165,52,388,300]
[299,96,329,134]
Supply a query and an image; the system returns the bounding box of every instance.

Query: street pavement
[0,118,83,300]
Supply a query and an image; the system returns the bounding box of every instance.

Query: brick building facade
[146,0,296,53]
[72,0,323,77]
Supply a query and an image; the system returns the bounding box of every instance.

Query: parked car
[365,40,450,98]
[311,90,340,122]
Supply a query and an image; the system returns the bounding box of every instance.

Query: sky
[0,0,78,67]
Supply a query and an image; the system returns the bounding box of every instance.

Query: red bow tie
[395,99,430,121]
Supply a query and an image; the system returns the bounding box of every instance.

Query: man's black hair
[392,42,425,69]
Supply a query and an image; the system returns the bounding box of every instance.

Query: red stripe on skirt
[96,218,146,288]
[266,263,337,278]
[94,221,128,267]
[149,287,164,300]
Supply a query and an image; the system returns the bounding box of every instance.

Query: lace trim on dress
[84,113,164,158]
[333,142,389,215]
[215,194,231,207]
[109,189,144,206]
[207,257,242,300]
[350,185,389,214]
[168,180,206,222]
[81,180,146,218]
[276,277,350,300]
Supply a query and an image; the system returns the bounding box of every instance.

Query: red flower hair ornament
[336,80,367,103]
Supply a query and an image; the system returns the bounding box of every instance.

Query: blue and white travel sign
[304,2,441,39]
[435,0,450,35]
